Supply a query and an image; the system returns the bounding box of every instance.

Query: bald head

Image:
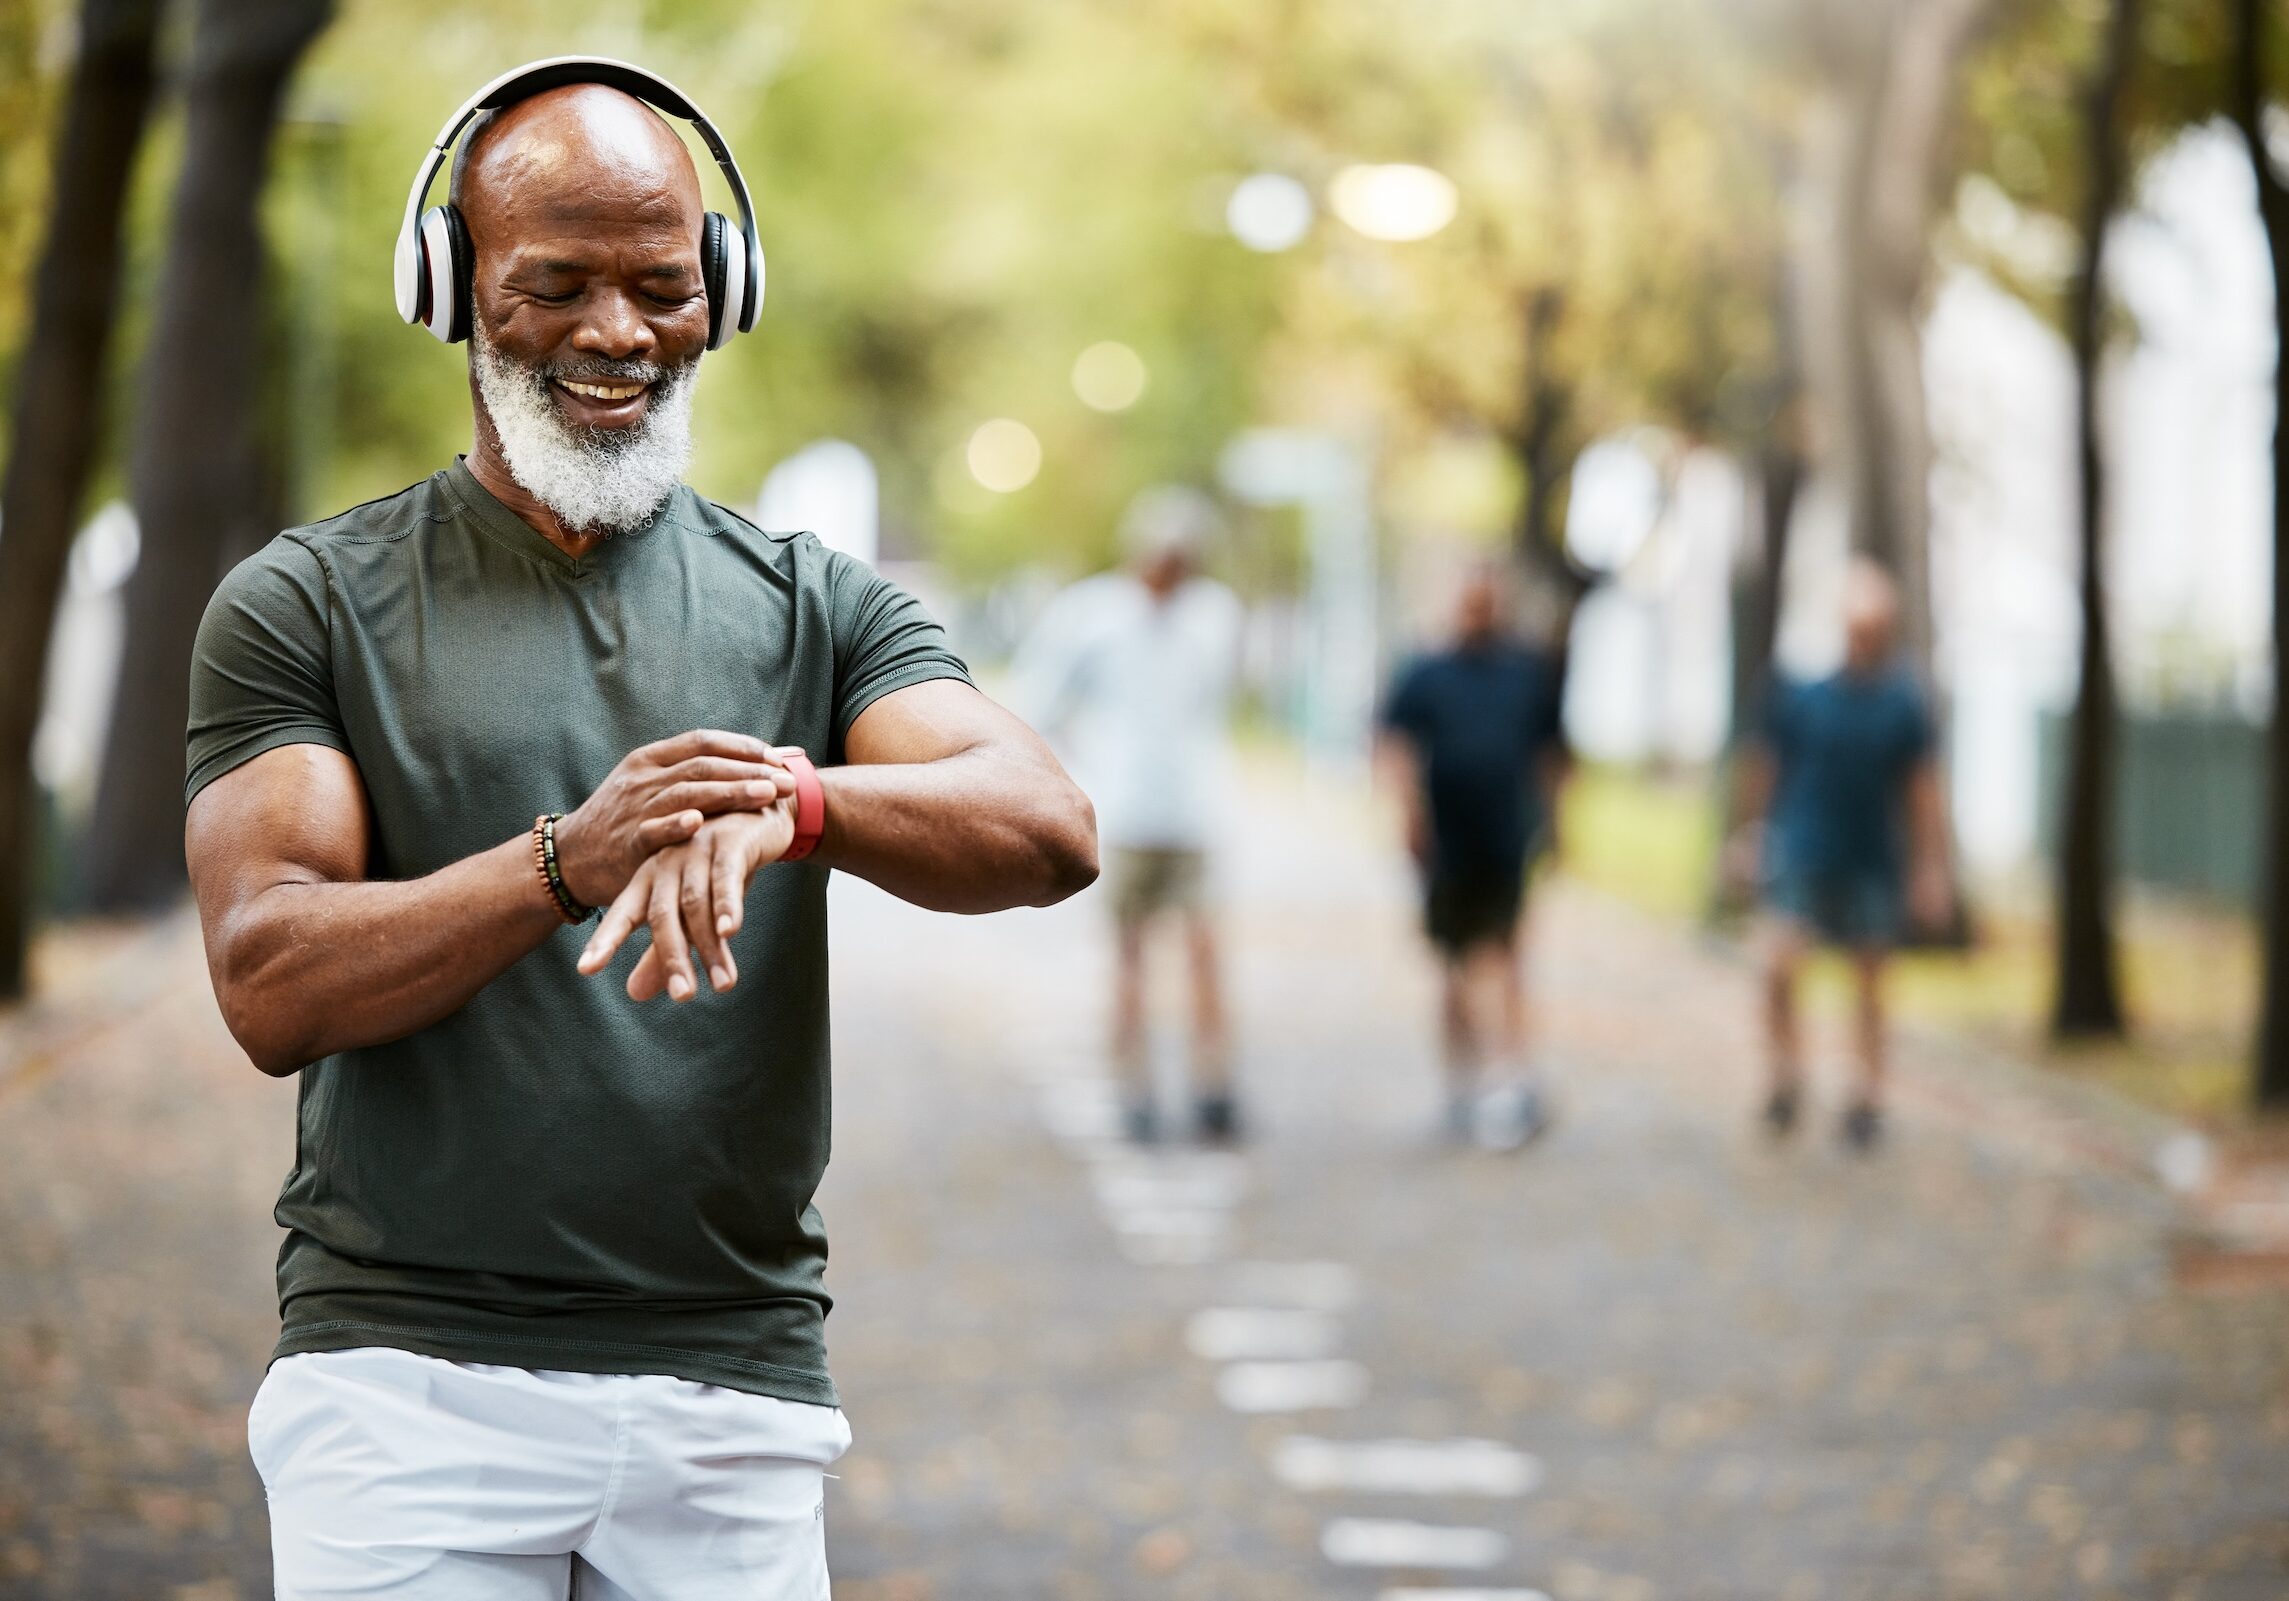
[454,84,704,268]
[1841,557,1900,673]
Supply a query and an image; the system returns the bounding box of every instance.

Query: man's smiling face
[460,84,712,430]
[456,85,714,535]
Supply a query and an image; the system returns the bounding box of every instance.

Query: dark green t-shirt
[184,459,971,1406]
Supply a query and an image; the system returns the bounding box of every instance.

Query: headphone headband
[392,55,762,341]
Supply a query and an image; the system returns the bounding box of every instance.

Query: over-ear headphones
[393,56,763,351]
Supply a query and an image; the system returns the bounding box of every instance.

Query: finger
[648,869,699,1003]
[635,810,706,853]
[644,730,779,768]
[579,866,654,973]
[682,845,733,992]
[657,755,790,788]
[653,779,785,818]
[711,831,748,940]
[627,941,665,1002]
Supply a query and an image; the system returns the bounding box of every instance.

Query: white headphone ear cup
[418,208,460,343]
[394,222,423,324]
[742,234,762,332]
[710,213,745,351]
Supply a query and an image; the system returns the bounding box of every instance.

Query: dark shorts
[1764,863,1903,949]
[1424,860,1526,955]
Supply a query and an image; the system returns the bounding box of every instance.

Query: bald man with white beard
[184,73,1094,1597]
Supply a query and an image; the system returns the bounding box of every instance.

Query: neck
[466,396,613,562]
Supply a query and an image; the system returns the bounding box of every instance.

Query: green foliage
[0,0,67,388]
[2,0,2272,581]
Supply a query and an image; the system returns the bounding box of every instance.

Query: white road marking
[1116,1227,1228,1266]
[1038,1081,1123,1144]
[1321,1518,1509,1569]
[1228,1259,1359,1311]
[1215,1359,1370,1412]
[1185,1307,1344,1361]
[1272,1436,1542,1496]
[1378,1590,1550,1601]
[1092,1166,1247,1212]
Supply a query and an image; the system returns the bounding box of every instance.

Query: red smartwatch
[776,748,826,863]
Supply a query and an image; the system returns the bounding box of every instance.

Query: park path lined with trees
[3,0,2289,1113]
[2,768,2283,1597]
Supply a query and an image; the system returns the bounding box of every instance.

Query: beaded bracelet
[532,813,593,924]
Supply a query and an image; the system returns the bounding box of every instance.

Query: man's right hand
[553,730,795,908]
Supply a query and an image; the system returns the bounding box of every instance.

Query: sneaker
[1122,1097,1160,1145]
[1762,1085,1801,1137]
[1195,1093,1243,1144]
[1841,1101,1884,1152]
[1472,1083,1553,1153]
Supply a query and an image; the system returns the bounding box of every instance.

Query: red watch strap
[779,748,825,862]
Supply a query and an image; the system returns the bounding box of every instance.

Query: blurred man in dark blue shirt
[1733,559,1950,1150]
[1380,562,1568,1149]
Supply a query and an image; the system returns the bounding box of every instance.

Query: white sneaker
[1471,1083,1553,1153]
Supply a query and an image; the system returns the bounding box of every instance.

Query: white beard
[472,331,698,535]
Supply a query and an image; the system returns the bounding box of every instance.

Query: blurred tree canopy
[0,0,2275,591]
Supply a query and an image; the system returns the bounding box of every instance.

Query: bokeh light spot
[1226,173,1313,252]
[1072,342,1149,412]
[1328,163,1457,242]
[967,418,1043,493]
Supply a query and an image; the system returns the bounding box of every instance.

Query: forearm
[212,830,561,1074]
[1907,763,1947,872]
[815,745,1097,914]
[1736,749,1775,830]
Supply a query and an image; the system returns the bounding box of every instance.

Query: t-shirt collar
[443,456,691,575]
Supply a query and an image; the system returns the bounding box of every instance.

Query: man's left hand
[576,805,796,1001]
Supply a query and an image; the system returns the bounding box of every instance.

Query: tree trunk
[0,0,164,998]
[2052,0,2137,1039]
[1511,286,1582,591]
[1799,0,2003,674]
[2232,0,2289,1108]
[81,0,331,912]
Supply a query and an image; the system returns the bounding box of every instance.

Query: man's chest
[329,561,833,874]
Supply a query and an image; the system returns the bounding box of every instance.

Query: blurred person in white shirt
[1016,488,1246,1142]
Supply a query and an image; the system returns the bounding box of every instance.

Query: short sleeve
[184,536,350,807]
[1380,660,1429,739]
[826,553,974,758]
[1898,681,1936,765]
[1528,654,1566,752]
[1759,678,1797,755]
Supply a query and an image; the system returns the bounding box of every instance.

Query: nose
[570,287,656,362]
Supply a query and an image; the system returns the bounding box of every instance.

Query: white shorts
[249,1346,852,1599]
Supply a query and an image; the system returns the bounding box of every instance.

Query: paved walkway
[3,768,2286,1599]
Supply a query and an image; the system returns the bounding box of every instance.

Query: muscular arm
[1374,731,1429,865]
[187,731,794,1074]
[186,744,563,1076]
[578,680,1097,1001]
[817,678,1098,913]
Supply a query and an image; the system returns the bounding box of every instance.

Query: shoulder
[685,493,817,565]
[206,529,335,623]
[287,473,451,558]
[688,491,798,545]
[1387,651,1442,700]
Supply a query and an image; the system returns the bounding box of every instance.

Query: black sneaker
[1762,1085,1801,1136]
[1841,1101,1884,1152]
[1195,1093,1243,1144]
